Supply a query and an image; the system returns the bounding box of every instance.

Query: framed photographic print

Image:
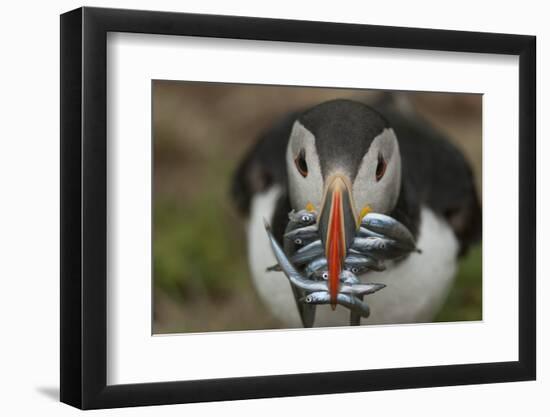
[60,6,536,409]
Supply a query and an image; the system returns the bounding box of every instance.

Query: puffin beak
[318,175,358,309]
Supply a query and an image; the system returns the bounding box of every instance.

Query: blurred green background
[152,82,482,334]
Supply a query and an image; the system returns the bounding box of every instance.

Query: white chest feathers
[246,186,460,327]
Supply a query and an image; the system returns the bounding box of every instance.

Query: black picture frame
[60,6,536,410]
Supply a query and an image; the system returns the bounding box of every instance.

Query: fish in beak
[318,175,359,309]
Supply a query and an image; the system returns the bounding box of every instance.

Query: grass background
[152,82,482,333]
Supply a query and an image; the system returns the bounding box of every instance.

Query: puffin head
[286,99,402,307]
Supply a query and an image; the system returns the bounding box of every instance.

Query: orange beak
[318,176,358,309]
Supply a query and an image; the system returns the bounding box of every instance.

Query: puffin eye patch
[375,153,387,182]
[294,148,308,178]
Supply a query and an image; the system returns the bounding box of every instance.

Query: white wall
[0,0,545,415]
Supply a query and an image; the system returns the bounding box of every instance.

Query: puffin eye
[375,153,387,182]
[294,148,308,178]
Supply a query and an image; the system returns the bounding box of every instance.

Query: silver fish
[344,254,386,272]
[284,224,319,246]
[311,269,329,281]
[357,226,385,239]
[304,257,328,276]
[264,221,327,293]
[288,209,317,229]
[344,264,370,276]
[361,213,417,250]
[311,269,363,286]
[352,236,390,251]
[303,291,330,304]
[290,240,323,265]
[303,292,370,318]
[340,282,386,296]
[352,236,413,260]
[295,239,322,253]
[339,269,360,285]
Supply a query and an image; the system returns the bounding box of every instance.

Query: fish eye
[294,238,302,245]
[376,153,387,182]
[322,272,328,279]
[352,267,359,274]
[294,148,308,178]
[301,215,310,222]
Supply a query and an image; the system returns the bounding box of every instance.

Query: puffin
[231,96,481,327]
